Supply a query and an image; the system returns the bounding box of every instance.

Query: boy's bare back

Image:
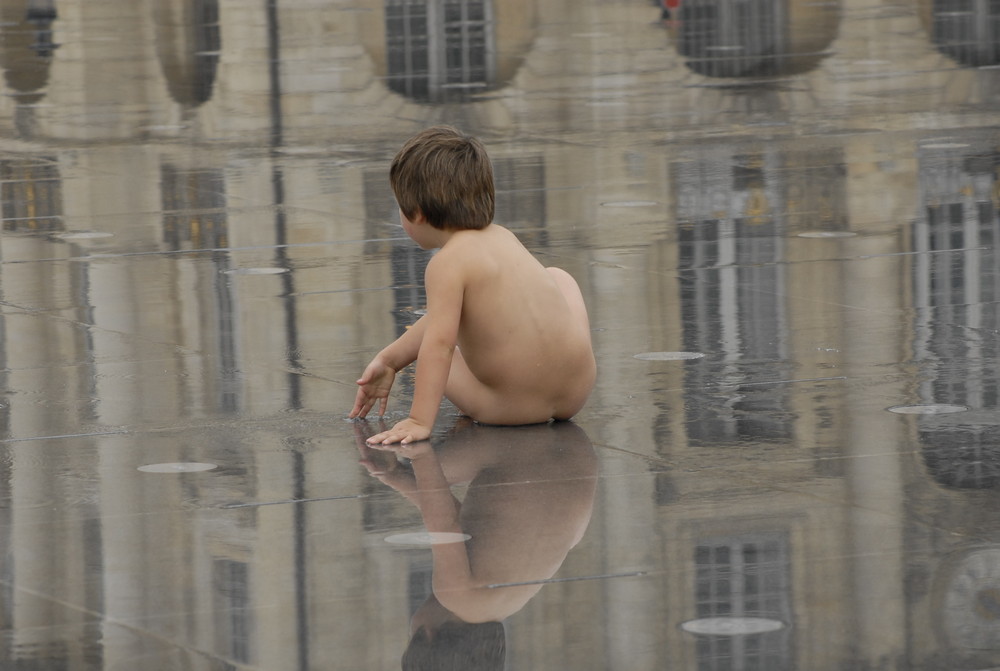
[433,224,595,424]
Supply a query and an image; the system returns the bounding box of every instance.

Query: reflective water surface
[2,0,1000,669]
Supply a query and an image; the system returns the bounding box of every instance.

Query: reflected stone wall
[0,0,994,141]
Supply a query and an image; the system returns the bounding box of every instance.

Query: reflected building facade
[1,1,1000,669]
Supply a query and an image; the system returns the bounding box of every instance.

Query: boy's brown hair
[390,126,495,230]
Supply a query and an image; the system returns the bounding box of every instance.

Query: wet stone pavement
[1,0,1000,669]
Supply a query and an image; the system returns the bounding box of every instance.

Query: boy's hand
[349,358,396,418]
[366,417,432,445]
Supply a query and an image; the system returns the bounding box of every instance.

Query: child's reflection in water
[355,419,597,670]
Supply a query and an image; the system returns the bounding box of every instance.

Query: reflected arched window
[0,0,59,104]
[385,0,496,102]
[923,0,1000,67]
[672,0,838,77]
[673,152,792,445]
[0,157,63,232]
[493,155,547,247]
[922,427,1000,489]
[912,144,1000,411]
[160,164,228,249]
[913,141,1000,490]
[691,532,793,669]
[936,548,1000,654]
[159,162,240,412]
[155,0,221,107]
[213,559,253,664]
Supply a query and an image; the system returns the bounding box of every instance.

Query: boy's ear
[410,209,428,225]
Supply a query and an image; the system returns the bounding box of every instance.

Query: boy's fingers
[366,430,390,444]
[371,431,404,445]
[351,386,374,417]
[351,394,366,416]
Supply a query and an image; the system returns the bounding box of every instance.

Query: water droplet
[634,351,705,361]
[887,404,969,415]
[385,532,471,546]
[223,267,289,276]
[138,462,218,473]
[919,143,970,149]
[797,231,857,239]
[54,231,114,240]
[600,200,659,208]
[681,617,785,636]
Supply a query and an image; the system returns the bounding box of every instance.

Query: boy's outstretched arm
[366,256,463,445]
[349,315,429,419]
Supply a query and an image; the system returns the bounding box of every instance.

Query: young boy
[349,126,596,445]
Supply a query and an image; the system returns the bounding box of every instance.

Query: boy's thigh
[545,267,589,325]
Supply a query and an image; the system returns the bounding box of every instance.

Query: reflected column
[841,231,907,663]
[263,4,308,670]
[89,252,150,669]
[1,164,77,663]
